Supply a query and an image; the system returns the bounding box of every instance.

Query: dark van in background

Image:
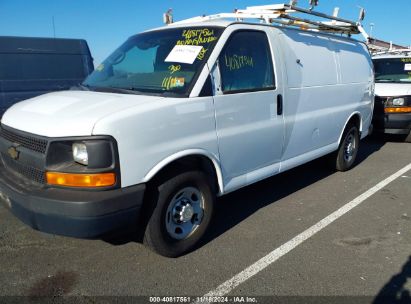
[0,36,94,117]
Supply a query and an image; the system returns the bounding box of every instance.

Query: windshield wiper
[87,86,144,95]
[127,86,176,97]
[376,79,396,82]
[74,84,180,97]
[376,79,411,83]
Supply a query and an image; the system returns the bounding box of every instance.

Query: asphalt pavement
[0,135,410,304]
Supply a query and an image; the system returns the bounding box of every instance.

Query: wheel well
[148,155,220,194]
[338,114,362,146]
[347,114,361,132]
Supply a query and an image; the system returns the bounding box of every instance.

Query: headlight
[46,138,118,188]
[72,143,88,165]
[392,97,406,106]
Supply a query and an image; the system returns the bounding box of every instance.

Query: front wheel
[335,124,360,171]
[143,171,215,257]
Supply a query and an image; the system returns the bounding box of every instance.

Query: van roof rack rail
[372,48,411,56]
[173,3,366,38]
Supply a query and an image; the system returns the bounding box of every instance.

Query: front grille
[1,153,46,184]
[0,127,48,154]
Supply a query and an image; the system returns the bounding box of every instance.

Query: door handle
[277,94,283,116]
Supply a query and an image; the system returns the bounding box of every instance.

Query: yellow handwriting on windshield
[401,58,411,63]
[225,54,254,71]
[177,29,218,46]
[197,48,208,60]
[162,76,185,90]
[168,64,181,74]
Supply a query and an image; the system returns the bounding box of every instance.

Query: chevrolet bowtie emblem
[7,146,20,160]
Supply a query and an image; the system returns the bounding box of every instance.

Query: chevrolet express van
[0,36,94,117]
[372,51,411,142]
[0,17,374,256]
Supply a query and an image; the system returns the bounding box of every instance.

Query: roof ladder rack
[173,3,366,38]
[372,48,411,56]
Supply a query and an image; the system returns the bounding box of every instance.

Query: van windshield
[84,27,223,97]
[374,57,411,83]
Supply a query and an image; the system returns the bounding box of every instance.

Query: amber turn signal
[46,172,116,188]
[385,107,411,113]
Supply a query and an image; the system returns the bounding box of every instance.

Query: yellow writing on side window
[225,54,254,71]
[401,58,411,63]
[162,76,185,90]
[168,65,181,74]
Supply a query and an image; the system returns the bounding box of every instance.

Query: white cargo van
[372,50,411,142]
[0,5,374,256]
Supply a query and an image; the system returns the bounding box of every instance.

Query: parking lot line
[202,163,411,298]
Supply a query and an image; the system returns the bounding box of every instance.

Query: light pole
[369,23,375,38]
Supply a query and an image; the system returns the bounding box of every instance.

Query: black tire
[335,124,360,171]
[143,171,215,257]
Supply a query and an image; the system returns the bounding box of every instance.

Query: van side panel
[275,29,373,169]
[332,39,374,138]
[276,29,341,163]
[279,30,339,88]
[335,39,373,84]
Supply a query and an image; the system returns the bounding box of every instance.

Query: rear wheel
[335,124,360,171]
[143,171,215,257]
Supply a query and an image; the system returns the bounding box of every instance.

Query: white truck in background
[372,50,411,142]
[0,4,374,257]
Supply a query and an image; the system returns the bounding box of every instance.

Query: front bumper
[373,97,411,135]
[0,162,145,238]
[373,112,411,135]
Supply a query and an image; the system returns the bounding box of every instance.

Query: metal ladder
[173,3,367,39]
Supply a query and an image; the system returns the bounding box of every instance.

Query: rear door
[212,29,284,192]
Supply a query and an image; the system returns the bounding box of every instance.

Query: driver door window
[218,31,275,94]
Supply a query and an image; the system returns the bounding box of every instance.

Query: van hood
[375,83,411,97]
[1,90,164,137]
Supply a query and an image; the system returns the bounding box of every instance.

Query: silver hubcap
[344,132,356,163]
[165,187,204,240]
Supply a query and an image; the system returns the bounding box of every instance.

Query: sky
[0,0,410,65]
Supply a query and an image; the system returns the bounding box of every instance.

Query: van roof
[0,36,91,55]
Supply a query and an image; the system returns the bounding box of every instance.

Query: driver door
[212,29,285,192]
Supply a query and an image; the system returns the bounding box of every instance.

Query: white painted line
[203,163,411,297]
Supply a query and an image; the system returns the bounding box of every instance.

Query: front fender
[143,149,224,195]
